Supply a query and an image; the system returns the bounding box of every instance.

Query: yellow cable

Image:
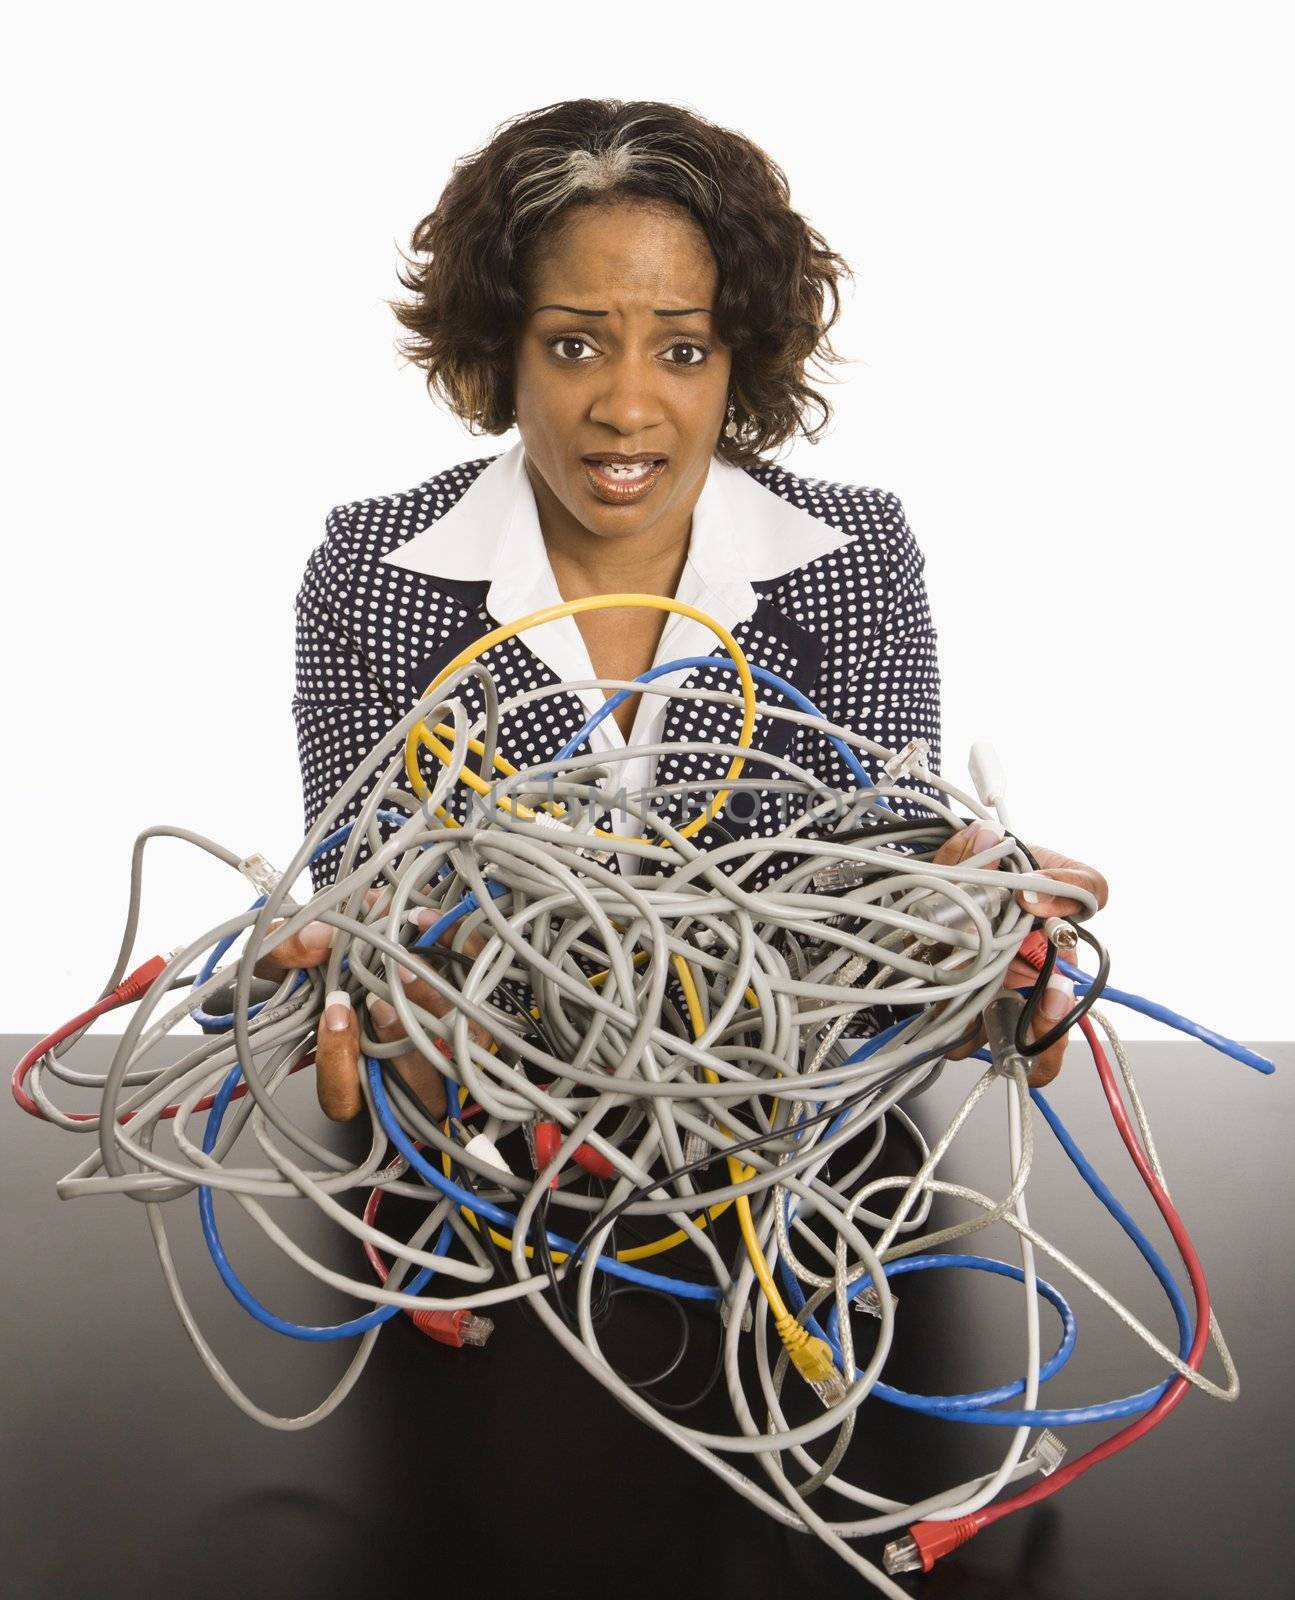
[403,593,758,843]
[671,953,840,1389]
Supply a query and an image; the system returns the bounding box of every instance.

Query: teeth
[592,460,656,479]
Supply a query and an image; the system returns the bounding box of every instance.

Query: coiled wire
[25,652,1242,1599]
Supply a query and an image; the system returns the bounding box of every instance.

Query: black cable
[1016,919,1110,1059]
[600,1283,692,1391]
[646,1301,728,1414]
[453,1151,544,1329]
[378,1056,444,1132]
[826,816,947,845]
[838,824,1113,1063]
[534,1184,575,1332]
[586,1175,620,1328]
[990,834,1112,1059]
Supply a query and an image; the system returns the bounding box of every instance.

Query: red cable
[361,1147,492,1348]
[10,952,311,1124]
[902,932,1213,1571]
[16,958,489,1348]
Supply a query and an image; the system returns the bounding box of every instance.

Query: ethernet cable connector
[812,859,871,893]
[1032,1429,1067,1476]
[852,1282,896,1319]
[238,853,283,896]
[882,736,931,784]
[808,1369,848,1408]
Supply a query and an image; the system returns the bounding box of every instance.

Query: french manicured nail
[323,990,353,1032]
[406,908,434,929]
[1041,975,1074,1020]
[1022,890,1045,909]
[398,965,417,985]
[366,995,398,1027]
[970,821,1004,854]
[299,920,334,953]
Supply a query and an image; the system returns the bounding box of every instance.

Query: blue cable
[550,653,891,801]
[189,893,311,1030]
[365,1054,722,1302]
[410,879,508,953]
[775,1051,1194,1424]
[196,1057,452,1340]
[782,1247,1078,1410]
[1052,957,1273,1075]
[1030,1084,1191,1351]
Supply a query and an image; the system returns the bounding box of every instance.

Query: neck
[545,523,690,601]
[527,459,692,599]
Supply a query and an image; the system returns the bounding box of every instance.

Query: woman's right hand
[252,893,491,1122]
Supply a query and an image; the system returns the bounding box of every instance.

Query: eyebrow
[533,304,711,317]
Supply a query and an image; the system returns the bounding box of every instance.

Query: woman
[264,98,1107,1117]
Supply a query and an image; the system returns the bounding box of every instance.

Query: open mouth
[581,457,669,500]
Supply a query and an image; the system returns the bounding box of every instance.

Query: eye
[544,335,711,367]
[548,335,598,362]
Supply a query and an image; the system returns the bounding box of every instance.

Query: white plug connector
[464,1133,512,1175]
[968,741,1007,812]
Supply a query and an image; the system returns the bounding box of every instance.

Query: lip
[581,457,669,505]
[582,452,666,464]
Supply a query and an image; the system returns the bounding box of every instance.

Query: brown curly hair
[388,99,855,467]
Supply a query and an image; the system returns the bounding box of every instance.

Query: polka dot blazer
[292,449,944,900]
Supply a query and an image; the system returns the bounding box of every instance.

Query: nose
[586,351,666,437]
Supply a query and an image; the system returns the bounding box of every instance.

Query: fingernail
[398,965,417,985]
[406,908,434,929]
[366,995,398,1027]
[323,990,353,1031]
[970,821,1004,854]
[1023,890,1045,910]
[299,920,334,953]
[1041,975,1074,1020]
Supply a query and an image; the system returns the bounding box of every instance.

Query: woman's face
[513,198,732,550]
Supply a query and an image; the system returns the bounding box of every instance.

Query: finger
[945,1017,986,1061]
[1025,974,1076,1087]
[315,991,363,1121]
[1018,864,1106,920]
[1005,954,1044,989]
[365,994,449,1120]
[397,964,495,1053]
[931,818,1006,869]
[408,906,488,959]
[924,820,1008,969]
[253,918,335,979]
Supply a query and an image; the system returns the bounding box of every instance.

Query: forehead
[528,202,717,306]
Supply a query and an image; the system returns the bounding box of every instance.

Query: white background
[3,2,1290,1042]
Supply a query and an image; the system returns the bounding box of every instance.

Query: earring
[723,397,738,439]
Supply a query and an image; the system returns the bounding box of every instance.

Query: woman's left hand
[931,822,1110,1086]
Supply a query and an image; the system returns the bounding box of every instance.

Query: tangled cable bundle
[14,595,1272,1594]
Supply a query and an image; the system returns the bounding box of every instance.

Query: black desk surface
[5,1032,1292,1600]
